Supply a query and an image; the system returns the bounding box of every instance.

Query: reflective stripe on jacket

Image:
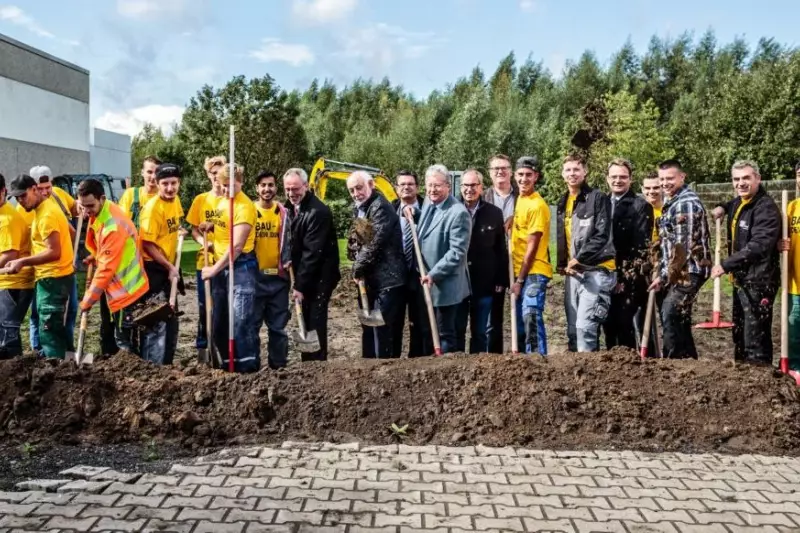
[83,201,149,313]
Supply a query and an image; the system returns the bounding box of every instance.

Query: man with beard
[283,168,340,361]
[346,171,405,358]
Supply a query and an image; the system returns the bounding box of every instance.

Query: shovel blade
[358,310,385,327]
[80,353,94,365]
[293,329,321,353]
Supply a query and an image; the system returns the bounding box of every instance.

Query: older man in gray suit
[414,164,472,354]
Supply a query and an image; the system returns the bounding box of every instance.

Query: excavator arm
[309,158,398,203]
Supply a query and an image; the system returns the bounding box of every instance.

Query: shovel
[75,263,96,366]
[508,238,519,354]
[288,266,321,352]
[695,217,733,329]
[201,231,222,368]
[356,279,385,327]
[133,234,185,327]
[779,191,800,384]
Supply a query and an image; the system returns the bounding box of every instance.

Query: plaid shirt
[657,185,711,283]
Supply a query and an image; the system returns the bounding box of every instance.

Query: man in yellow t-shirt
[201,164,258,373]
[557,154,617,353]
[138,163,186,366]
[6,174,75,360]
[780,161,800,370]
[642,172,663,242]
[186,155,226,360]
[119,155,161,228]
[0,173,35,358]
[253,170,292,369]
[509,156,552,356]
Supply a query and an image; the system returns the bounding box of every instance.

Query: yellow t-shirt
[652,206,662,242]
[788,199,800,295]
[731,197,751,243]
[31,197,74,281]
[212,191,256,258]
[186,191,223,269]
[511,192,552,278]
[254,203,282,271]
[564,194,615,271]
[0,202,34,289]
[139,196,184,264]
[15,201,35,226]
[118,187,157,221]
[51,187,75,219]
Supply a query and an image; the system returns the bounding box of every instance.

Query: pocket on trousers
[592,292,611,322]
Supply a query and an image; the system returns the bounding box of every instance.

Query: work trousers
[788,295,800,370]
[392,280,434,358]
[36,275,76,359]
[29,276,77,353]
[565,269,616,352]
[255,273,290,369]
[487,292,506,354]
[516,274,550,355]
[456,294,493,354]
[358,285,404,359]
[299,289,334,362]
[732,284,776,365]
[195,270,209,350]
[212,254,259,373]
[435,301,465,355]
[98,294,119,356]
[661,274,706,359]
[139,262,179,366]
[604,280,647,350]
[0,288,34,359]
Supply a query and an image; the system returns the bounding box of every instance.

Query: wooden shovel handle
[169,234,185,308]
[403,209,442,355]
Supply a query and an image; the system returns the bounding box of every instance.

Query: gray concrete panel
[0,137,89,178]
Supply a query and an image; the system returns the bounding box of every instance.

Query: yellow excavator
[308,158,398,202]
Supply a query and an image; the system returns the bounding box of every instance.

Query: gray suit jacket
[418,194,472,307]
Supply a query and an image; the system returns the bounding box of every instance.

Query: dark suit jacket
[286,191,340,296]
[610,189,653,284]
[465,199,508,298]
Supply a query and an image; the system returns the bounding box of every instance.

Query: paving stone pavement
[3,443,800,532]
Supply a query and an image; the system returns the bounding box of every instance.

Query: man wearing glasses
[483,154,517,353]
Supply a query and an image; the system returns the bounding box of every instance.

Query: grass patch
[338,239,351,266]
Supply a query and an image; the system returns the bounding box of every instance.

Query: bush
[328,198,354,239]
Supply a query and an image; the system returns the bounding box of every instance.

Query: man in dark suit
[603,158,654,350]
[417,164,472,354]
[458,169,507,353]
[390,170,433,357]
[283,167,341,361]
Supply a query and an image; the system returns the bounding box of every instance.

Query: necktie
[402,206,417,270]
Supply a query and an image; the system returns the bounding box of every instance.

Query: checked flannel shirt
[657,184,712,284]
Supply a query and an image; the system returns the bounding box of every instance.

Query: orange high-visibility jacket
[82,201,149,313]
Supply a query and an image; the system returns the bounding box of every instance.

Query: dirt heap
[0,350,798,456]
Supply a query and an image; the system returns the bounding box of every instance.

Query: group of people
[0,153,798,372]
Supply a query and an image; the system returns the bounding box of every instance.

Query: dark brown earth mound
[1,349,798,456]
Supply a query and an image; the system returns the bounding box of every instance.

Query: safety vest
[83,201,149,313]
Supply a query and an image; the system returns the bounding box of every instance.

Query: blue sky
[1,0,798,138]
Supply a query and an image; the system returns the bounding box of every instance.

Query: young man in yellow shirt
[556,154,617,353]
[138,163,186,365]
[510,157,552,355]
[119,155,161,228]
[6,174,75,360]
[0,173,35,359]
[186,155,225,361]
[253,170,292,369]
[779,161,800,370]
[642,172,663,242]
[201,164,258,372]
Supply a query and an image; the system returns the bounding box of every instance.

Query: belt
[260,268,279,275]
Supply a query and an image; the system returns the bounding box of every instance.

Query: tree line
[132,30,800,211]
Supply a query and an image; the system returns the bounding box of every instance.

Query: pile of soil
[1,349,799,456]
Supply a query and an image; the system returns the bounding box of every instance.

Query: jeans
[789,295,800,370]
[212,254,259,373]
[359,285,404,359]
[36,275,76,359]
[565,269,616,352]
[457,295,493,354]
[0,288,34,359]
[435,301,464,354]
[140,262,179,365]
[732,284,776,364]
[255,273,290,369]
[195,270,209,350]
[516,274,549,355]
[661,274,706,359]
[29,277,77,353]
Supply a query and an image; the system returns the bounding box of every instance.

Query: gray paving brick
[738,513,798,527]
[239,487,286,500]
[623,522,679,533]
[336,469,379,481]
[357,480,399,491]
[447,503,494,517]
[0,504,40,516]
[60,466,110,479]
[321,511,372,527]
[669,488,719,501]
[311,478,356,490]
[268,477,312,489]
[91,470,141,483]
[71,492,121,506]
[542,506,592,521]
[141,519,197,533]
[284,488,331,501]
[713,490,768,503]
[572,519,627,532]
[700,499,756,513]
[250,468,294,478]
[21,491,75,504]
[127,506,178,521]
[196,485,242,498]
[520,517,576,532]
[442,463,482,474]
[181,475,227,487]
[496,504,546,519]
[90,517,147,531]
[399,481,443,493]
[224,509,277,523]
[654,498,709,512]
[465,473,508,484]
[725,526,781,533]
[469,493,514,506]
[44,515,98,531]
[515,494,562,507]
[104,482,154,495]
[193,520,246,533]
[395,461,440,473]
[148,483,197,497]
[15,479,70,492]
[330,489,375,502]
[294,468,337,480]
[445,482,489,494]
[592,508,644,522]
[175,508,228,521]
[533,483,580,496]
[377,491,422,503]
[0,492,31,504]
[608,497,659,510]
[139,474,181,486]
[208,497,257,510]
[689,510,744,525]
[640,509,693,523]
[398,502,445,516]
[424,514,472,529]
[303,499,351,512]
[79,505,132,519]
[623,487,673,499]
[0,517,47,529]
[674,524,727,533]
[752,501,800,514]
[421,472,464,483]
[31,503,85,517]
[169,464,212,476]
[116,494,165,508]
[437,446,477,456]
[209,466,254,477]
[274,510,324,525]
[347,527,396,533]
[461,455,502,466]
[423,492,469,505]
[522,464,568,476]
[259,447,301,459]
[507,474,551,485]
[638,477,686,490]
[562,496,611,509]
[683,479,733,491]
[595,476,643,489]
[475,516,524,531]
[351,501,398,515]
[160,495,211,508]
[579,486,627,498]
[397,445,437,455]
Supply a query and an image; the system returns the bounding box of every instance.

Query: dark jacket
[610,189,654,283]
[718,186,781,289]
[556,183,616,270]
[286,191,340,296]
[349,190,406,291]
[465,199,508,298]
[391,195,424,278]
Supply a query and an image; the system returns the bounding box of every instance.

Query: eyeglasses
[489,166,511,172]
[461,183,481,189]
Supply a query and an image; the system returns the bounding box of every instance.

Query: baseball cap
[516,156,541,172]
[29,165,53,184]
[7,174,37,198]
[155,163,181,180]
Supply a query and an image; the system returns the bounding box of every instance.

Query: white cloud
[333,23,446,71]
[249,38,315,67]
[519,0,537,12]
[116,0,187,18]
[95,105,185,137]
[293,0,357,25]
[0,5,55,38]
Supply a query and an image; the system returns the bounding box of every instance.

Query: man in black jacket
[711,160,781,364]
[603,158,654,350]
[556,154,617,352]
[346,171,406,358]
[283,168,341,361]
[390,170,433,357]
[457,169,507,353]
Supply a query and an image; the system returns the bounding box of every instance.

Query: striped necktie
[402,206,418,270]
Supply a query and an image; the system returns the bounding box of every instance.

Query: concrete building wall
[0,138,89,178]
[91,128,131,177]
